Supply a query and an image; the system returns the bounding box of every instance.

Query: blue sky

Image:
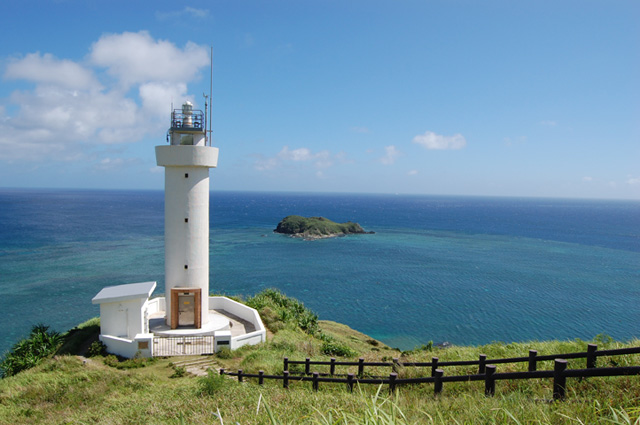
[0,1,638,199]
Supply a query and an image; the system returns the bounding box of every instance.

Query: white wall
[99,298,146,339]
[100,334,153,358]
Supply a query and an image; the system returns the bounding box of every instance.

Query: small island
[274,215,374,240]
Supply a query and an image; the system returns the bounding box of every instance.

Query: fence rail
[284,344,640,377]
[219,344,640,400]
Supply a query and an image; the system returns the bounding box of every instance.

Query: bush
[247,288,319,336]
[320,334,357,357]
[103,353,156,370]
[216,347,233,359]
[0,324,63,377]
[199,369,228,396]
[170,365,186,378]
[87,341,107,357]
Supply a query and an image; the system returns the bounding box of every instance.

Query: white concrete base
[150,311,230,336]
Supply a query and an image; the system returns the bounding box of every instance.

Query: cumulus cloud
[89,31,209,87]
[626,176,640,185]
[408,169,418,176]
[380,145,401,165]
[583,176,593,182]
[5,53,99,90]
[0,31,209,162]
[413,131,466,150]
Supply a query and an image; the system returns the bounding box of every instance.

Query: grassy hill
[0,290,638,424]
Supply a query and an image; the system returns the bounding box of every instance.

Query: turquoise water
[0,189,638,354]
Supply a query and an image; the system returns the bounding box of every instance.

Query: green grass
[0,291,638,424]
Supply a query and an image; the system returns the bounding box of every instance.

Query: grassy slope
[1,300,639,424]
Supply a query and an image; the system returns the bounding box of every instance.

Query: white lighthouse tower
[92,99,266,358]
[155,101,218,329]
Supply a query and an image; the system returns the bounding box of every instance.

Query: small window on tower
[184,265,188,269]
[185,173,189,178]
[185,218,189,223]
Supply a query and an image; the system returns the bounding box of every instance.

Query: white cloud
[94,157,140,171]
[540,120,558,127]
[278,146,313,161]
[5,52,99,90]
[254,146,343,174]
[626,176,640,185]
[139,82,189,117]
[413,131,466,150]
[380,145,401,165]
[0,32,209,162]
[408,170,418,176]
[90,31,209,87]
[582,176,593,182]
[156,7,210,21]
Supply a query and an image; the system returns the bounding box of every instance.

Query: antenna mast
[208,46,213,147]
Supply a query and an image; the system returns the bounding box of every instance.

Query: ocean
[0,189,638,354]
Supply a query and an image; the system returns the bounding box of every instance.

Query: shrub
[199,369,228,396]
[170,365,186,378]
[216,347,233,359]
[0,324,63,377]
[247,288,319,336]
[319,333,357,357]
[103,354,156,370]
[87,341,107,357]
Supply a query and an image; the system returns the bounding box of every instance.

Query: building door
[178,294,195,326]
[170,287,202,329]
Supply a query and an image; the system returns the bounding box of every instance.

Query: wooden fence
[218,344,640,400]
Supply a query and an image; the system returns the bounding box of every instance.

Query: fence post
[259,370,264,385]
[587,344,597,369]
[284,357,289,372]
[219,368,225,375]
[182,336,186,355]
[434,369,444,396]
[553,359,568,401]
[330,358,336,375]
[347,373,355,392]
[528,350,538,372]
[478,354,487,374]
[312,372,319,392]
[358,358,365,377]
[389,373,397,394]
[238,369,243,383]
[484,365,496,397]
[392,358,399,374]
[283,370,289,389]
[305,358,311,375]
[431,357,439,377]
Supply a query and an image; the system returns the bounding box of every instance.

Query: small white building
[93,101,265,358]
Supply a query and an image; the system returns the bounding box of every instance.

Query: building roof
[92,281,157,305]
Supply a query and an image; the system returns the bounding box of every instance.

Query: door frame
[170,287,201,329]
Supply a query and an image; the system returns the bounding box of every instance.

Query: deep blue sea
[0,189,638,355]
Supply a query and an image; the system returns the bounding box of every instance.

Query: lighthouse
[92,99,266,358]
[155,101,218,329]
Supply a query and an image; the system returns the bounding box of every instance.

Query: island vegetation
[274,215,373,239]
[0,289,639,424]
